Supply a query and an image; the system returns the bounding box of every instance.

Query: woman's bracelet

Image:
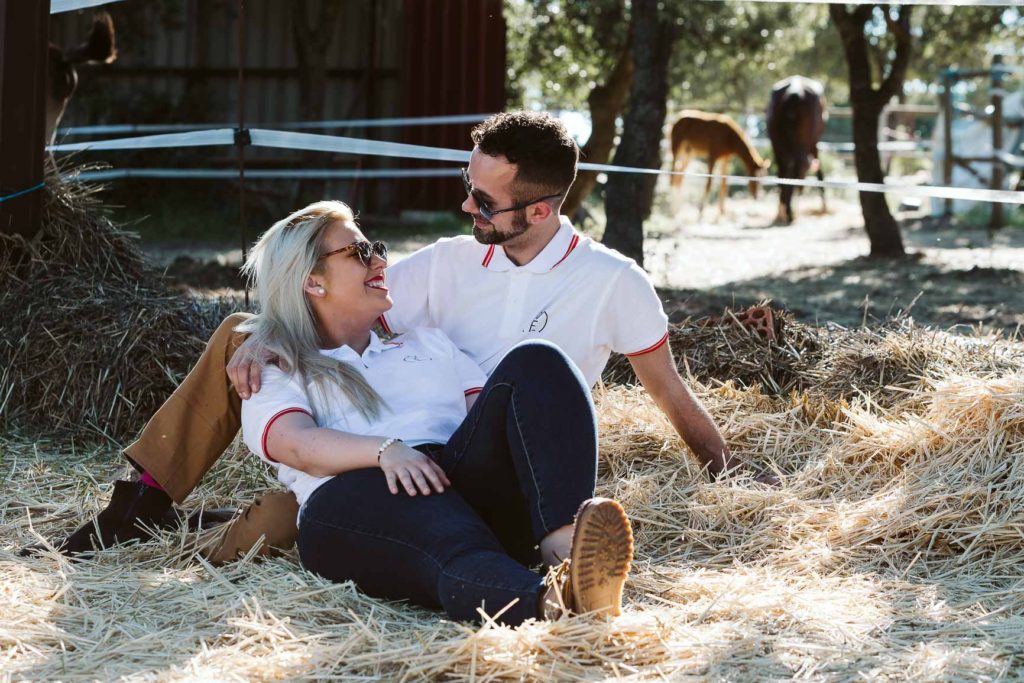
[377,437,401,465]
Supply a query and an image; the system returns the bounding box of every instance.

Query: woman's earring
[316,286,326,295]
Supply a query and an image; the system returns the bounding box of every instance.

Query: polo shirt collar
[325,330,389,361]
[481,216,581,273]
[364,330,389,356]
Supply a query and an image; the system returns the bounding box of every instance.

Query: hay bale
[602,306,823,394]
[0,169,237,442]
[604,305,1023,411]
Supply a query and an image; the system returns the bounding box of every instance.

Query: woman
[238,200,633,626]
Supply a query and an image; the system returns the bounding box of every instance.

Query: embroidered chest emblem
[528,310,549,333]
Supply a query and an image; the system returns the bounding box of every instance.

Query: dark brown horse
[46,13,117,145]
[766,76,827,224]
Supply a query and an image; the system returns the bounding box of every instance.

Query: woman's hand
[379,443,451,496]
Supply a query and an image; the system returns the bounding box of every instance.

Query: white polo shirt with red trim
[380,216,669,386]
[240,327,486,509]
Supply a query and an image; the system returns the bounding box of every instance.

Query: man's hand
[715,463,781,487]
[629,344,732,474]
[379,443,450,496]
[226,337,270,399]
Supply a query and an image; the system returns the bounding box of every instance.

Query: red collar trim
[550,233,580,270]
[481,245,496,268]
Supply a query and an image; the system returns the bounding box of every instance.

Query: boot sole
[570,497,633,617]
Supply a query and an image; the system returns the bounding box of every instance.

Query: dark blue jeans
[297,341,598,626]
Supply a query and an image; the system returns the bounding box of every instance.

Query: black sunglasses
[318,240,388,266]
[461,168,563,222]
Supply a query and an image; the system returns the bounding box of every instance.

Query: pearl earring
[316,286,326,295]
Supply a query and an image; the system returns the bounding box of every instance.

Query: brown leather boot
[542,497,633,619]
[54,480,173,556]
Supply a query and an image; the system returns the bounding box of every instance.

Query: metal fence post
[941,69,955,219]
[989,54,1004,233]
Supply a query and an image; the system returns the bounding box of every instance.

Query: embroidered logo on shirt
[403,355,433,363]
[527,310,549,333]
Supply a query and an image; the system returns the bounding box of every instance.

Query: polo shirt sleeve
[379,243,435,335]
[453,346,487,396]
[240,365,314,464]
[605,263,670,357]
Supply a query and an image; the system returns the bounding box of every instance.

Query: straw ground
[4,337,1024,680]
[3,178,1024,680]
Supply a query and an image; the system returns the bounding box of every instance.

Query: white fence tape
[57,114,493,138]
[749,138,931,154]
[46,127,1024,205]
[51,0,126,14]
[47,128,235,152]
[68,168,461,182]
[248,129,471,163]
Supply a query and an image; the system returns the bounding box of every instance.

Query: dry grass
[3,177,1024,681]
[0,165,236,443]
[4,356,1024,681]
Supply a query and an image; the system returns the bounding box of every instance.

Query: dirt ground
[645,193,1024,334]
[152,192,1024,335]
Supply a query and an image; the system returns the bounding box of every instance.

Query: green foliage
[507,1,1020,115]
[667,1,802,113]
[505,0,630,110]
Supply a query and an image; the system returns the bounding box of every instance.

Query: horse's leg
[815,151,827,213]
[718,159,728,218]
[699,155,715,221]
[671,151,690,215]
[778,159,793,224]
[670,145,685,190]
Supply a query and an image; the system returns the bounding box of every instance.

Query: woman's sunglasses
[461,168,563,222]
[318,240,388,267]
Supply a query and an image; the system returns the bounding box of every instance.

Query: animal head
[748,159,770,198]
[46,13,117,145]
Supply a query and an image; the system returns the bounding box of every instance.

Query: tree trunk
[851,99,904,256]
[602,0,674,268]
[830,4,911,258]
[562,33,633,217]
[292,1,343,203]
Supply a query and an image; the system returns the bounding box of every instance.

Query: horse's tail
[668,119,688,188]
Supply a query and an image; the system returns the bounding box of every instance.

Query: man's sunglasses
[461,168,563,222]
[318,240,388,266]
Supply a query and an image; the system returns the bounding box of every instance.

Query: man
[51,111,767,560]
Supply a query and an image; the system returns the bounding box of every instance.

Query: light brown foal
[669,110,768,219]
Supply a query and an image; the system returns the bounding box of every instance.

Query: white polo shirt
[380,216,669,386]
[240,327,487,510]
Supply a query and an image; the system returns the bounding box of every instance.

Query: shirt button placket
[499,271,530,339]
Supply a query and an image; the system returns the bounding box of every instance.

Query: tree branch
[879,6,914,102]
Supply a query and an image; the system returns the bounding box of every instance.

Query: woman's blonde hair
[237,200,384,419]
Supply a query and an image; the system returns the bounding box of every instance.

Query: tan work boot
[542,497,633,618]
[198,491,299,564]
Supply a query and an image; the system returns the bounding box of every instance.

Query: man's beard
[472,210,529,245]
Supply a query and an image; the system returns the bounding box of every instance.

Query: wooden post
[0,0,49,243]
[989,54,1004,233]
[237,0,249,308]
[941,69,954,218]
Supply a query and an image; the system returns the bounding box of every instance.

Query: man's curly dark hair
[471,111,579,205]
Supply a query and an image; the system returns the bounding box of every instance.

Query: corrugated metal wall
[48,0,505,213]
[51,2,403,129]
[400,0,506,211]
